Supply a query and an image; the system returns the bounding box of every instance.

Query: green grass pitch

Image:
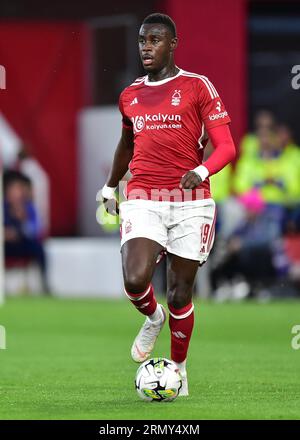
[0,297,300,420]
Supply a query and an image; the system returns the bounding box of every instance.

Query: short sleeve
[119,91,133,130]
[197,76,231,129]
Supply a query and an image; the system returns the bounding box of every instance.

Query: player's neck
[147,64,179,83]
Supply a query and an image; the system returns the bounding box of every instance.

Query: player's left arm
[180,124,236,189]
[181,77,236,190]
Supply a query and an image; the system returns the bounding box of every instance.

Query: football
[135,357,182,402]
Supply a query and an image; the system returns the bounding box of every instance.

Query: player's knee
[123,272,149,295]
[167,285,191,309]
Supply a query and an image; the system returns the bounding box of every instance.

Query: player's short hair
[142,13,177,38]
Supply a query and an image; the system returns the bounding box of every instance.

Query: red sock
[124,284,157,316]
[168,303,194,363]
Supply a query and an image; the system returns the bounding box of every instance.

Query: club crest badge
[171,90,181,106]
[125,220,132,234]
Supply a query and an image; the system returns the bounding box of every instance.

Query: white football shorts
[119,198,216,264]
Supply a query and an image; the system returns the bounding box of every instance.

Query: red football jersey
[119,68,231,201]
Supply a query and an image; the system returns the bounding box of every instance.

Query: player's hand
[102,197,119,216]
[179,171,202,190]
[96,188,119,216]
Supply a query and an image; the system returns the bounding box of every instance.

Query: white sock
[148,304,164,323]
[175,359,187,375]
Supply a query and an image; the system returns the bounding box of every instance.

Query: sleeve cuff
[192,165,209,182]
[96,184,117,201]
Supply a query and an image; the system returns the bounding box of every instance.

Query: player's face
[138,24,177,73]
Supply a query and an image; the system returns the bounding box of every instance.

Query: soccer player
[98,13,236,396]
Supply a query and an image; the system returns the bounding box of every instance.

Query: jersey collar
[144,68,183,86]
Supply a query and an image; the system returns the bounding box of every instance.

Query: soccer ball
[135,357,182,402]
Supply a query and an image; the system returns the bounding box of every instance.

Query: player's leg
[122,238,166,362]
[166,254,199,396]
[165,198,216,395]
[122,237,163,315]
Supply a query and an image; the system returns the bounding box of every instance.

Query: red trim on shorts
[207,207,217,252]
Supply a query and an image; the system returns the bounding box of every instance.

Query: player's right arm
[97,126,134,215]
[106,127,134,188]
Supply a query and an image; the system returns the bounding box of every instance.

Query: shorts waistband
[120,198,215,207]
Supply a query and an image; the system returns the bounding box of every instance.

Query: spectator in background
[239,109,276,159]
[209,111,300,299]
[276,123,300,165]
[3,170,49,293]
[211,189,288,300]
[233,123,300,209]
[276,125,300,233]
[16,143,50,237]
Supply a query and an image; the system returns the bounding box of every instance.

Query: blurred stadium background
[1,0,300,300]
[1,0,300,420]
